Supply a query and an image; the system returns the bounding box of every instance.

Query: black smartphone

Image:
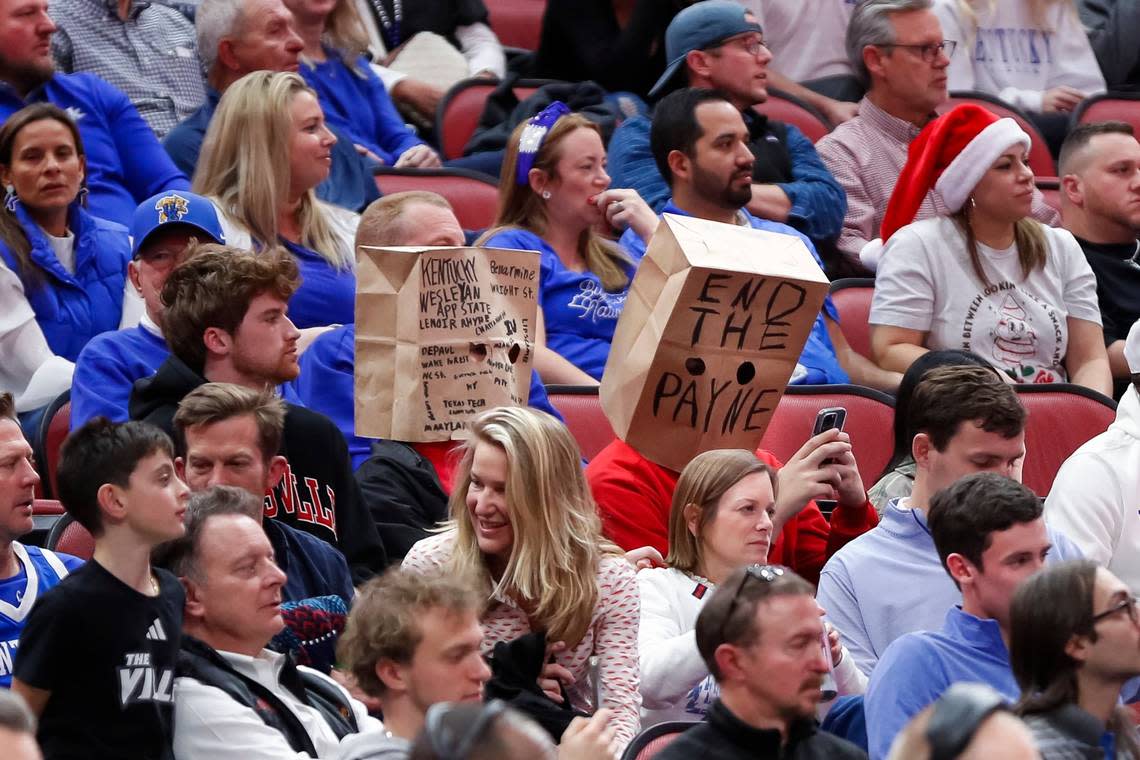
[811,407,848,437]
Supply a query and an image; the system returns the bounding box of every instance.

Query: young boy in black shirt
[13,418,189,759]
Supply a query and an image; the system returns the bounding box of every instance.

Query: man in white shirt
[168,496,384,758]
[1045,319,1140,592]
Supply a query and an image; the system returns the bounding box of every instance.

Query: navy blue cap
[649,0,763,99]
[130,191,225,259]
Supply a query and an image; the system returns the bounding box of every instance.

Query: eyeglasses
[719,564,785,642]
[424,700,508,760]
[707,35,769,58]
[1092,595,1140,625]
[881,40,957,62]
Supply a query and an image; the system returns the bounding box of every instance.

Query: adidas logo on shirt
[145,618,167,642]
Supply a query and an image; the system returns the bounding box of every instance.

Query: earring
[76,186,88,207]
[4,184,16,212]
[969,196,977,210]
[541,190,551,200]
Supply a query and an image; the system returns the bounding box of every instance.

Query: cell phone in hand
[811,407,847,437]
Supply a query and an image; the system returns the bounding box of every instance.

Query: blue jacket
[0,75,189,226]
[300,51,423,165]
[163,88,379,213]
[265,518,354,607]
[865,607,1020,760]
[70,320,169,427]
[817,498,1083,677]
[0,201,131,361]
[606,112,846,242]
[620,201,848,385]
[295,324,564,470]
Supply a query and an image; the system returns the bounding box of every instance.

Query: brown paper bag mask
[354,245,540,442]
[600,214,830,471]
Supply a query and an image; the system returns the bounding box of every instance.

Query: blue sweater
[163,88,379,213]
[0,202,131,361]
[70,320,169,427]
[620,201,848,385]
[0,75,189,226]
[607,112,845,241]
[300,51,423,165]
[817,499,1083,677]
[481,228,643,381]
[295,324,564,469]
[865,607,1020,760]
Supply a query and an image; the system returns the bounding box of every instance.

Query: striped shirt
[50,0,206,137]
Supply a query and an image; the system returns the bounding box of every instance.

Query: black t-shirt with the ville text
[14,561,184,760]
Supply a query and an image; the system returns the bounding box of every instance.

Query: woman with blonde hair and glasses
[637,449,866,727]
[194,71,359,329]
[401,406,641,750]
[479,103,659,384]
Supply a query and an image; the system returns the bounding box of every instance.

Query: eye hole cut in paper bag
[354,245,540,442]
[600,214,830,472]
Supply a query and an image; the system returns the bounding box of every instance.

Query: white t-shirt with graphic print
[869,216,1102,384]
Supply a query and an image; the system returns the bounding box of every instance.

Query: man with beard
[653,565,867,760]
[0,0,189,225]
[129,244,387,582]
[623,86,897,391]
[1058,121,1140,385]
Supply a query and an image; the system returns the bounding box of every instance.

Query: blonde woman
[194,71,360,329]
[282,0,440,169]
[479,103,658,384]
[934,0,1104,114]
[637,449,865,728]
[401,406,641,750]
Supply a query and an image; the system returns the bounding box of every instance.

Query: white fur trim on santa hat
[934,118,1031,213]
[860,237,885,272]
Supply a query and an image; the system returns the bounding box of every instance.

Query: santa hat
[859,104,1031,272]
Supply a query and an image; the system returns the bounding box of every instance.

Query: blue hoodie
[0,75,189,226]
[817,498,1083,677]
[70,318,169,427]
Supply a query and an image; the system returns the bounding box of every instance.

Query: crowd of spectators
[2,0,1140,757]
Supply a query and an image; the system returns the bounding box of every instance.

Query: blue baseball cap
[130,191,225,259]
[649,0,763,99]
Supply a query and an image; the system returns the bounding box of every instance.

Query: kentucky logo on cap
[155,194,191,224]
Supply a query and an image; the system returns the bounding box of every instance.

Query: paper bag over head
[354,245,541,442]
[600,214,829,472]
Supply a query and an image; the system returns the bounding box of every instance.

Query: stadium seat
[759,385,896,483]
[940,91,1057,179]
[26,499,66,549]
[373,167,500,231]
[754,89,833,143]
[33,390,69,500]
[545,385,614,462]
[46,514,95,561]
[484,0,546,51]
[621,721,697,760]
[435,78,552,160]
[829,278,875,361]
[1073,92,1140,135]
[1016,384,1116,497]
[1036,177,1061,212]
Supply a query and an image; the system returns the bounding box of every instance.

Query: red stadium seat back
[940,91,1057,179]
[621,721,698,760]
[1016,385,1116,497]
[1036,177,1061,212]
[32,499,65,516]
[373,167,500,230]
[759,385,896,480]
[32,390,70,500]
[484,0,546,50]
[830,278,875,361]
[544,385,615,462]
[436,79,549,160]
[1073,92,1140,135]
[754,90,833,143]
[46,515,95,561]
